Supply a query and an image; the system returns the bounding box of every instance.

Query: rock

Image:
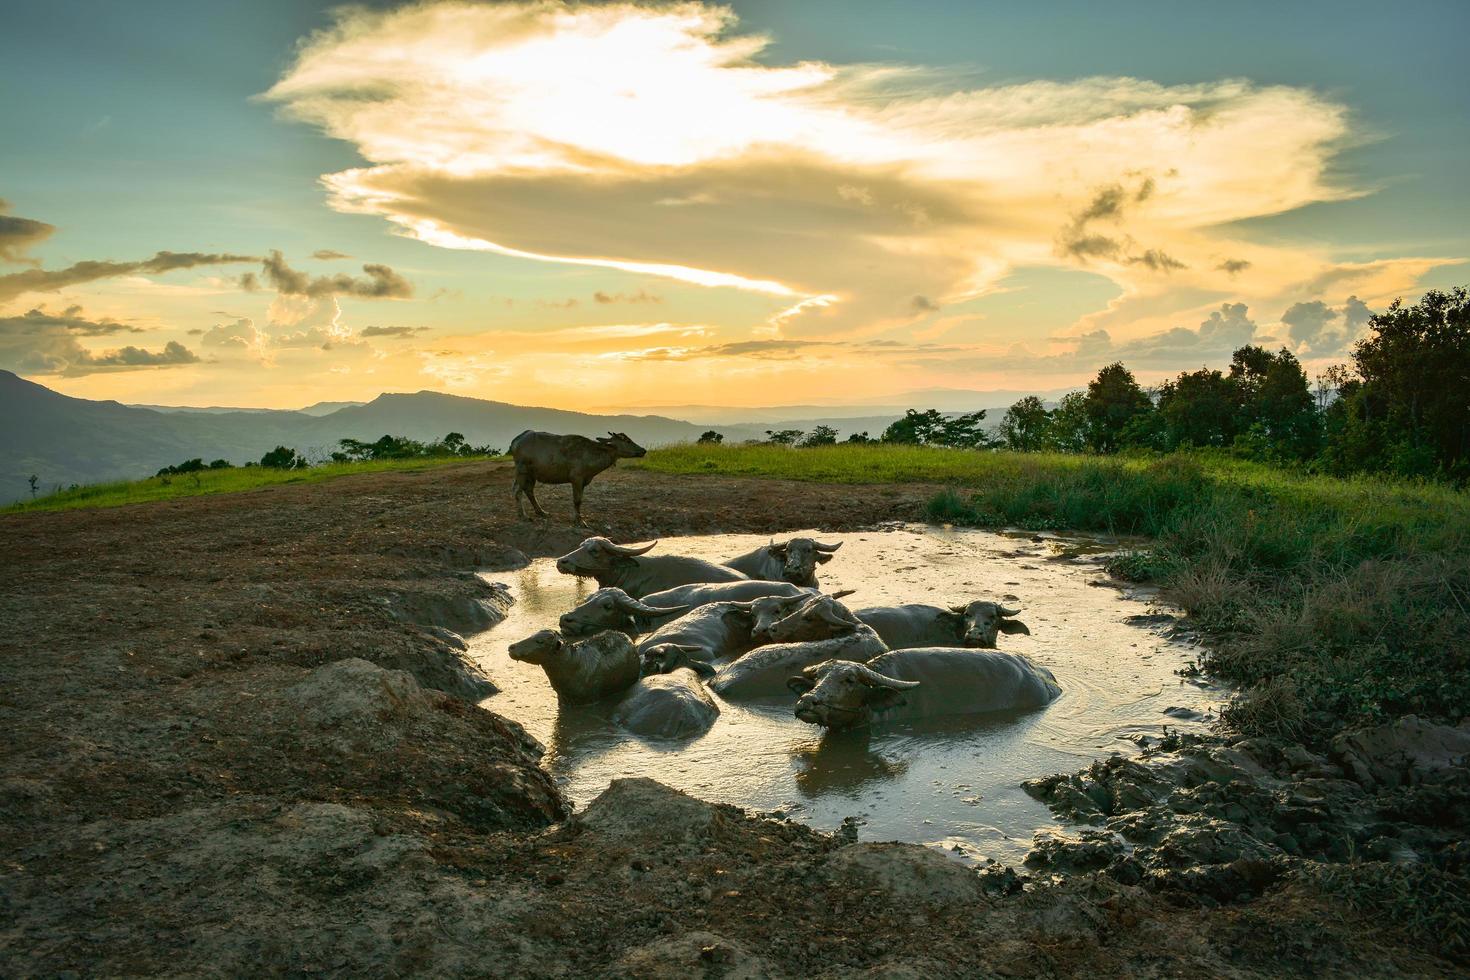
[1163,706,1203,720]
[826,842,985,907]
[577,778,720,844]
[1025,829,1125,873]
[285,658,429,739]
[379,578,513,636]
[609,931,780,979]
[1331,715,1470,788]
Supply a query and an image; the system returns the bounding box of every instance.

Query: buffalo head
[597,431,647,458]
[507,628,565,665]
[560,587,689,637]
[788,659,918,730]
[947,600,1029,648]
[768,537,842,586]
[641,643,716,679]
[757,592,862,643]
[555,536,658,577]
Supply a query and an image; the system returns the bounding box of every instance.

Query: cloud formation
[0,250,259,303]
[0,305,199,376]
[360,324,429,338]
[265,1,1416,343]
[239,250,413,300]
[0,200,55,265]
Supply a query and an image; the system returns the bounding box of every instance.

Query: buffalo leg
[524,478,549,519]
[512,469,527,519]
[571,479,588,526]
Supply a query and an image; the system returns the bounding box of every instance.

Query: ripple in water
[473,525,1224,865]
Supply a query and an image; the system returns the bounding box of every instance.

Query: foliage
[999,395,1053,452]
[260,446,308,470]
[1084,362,1151,452]
[881,408,993,448]
[764,428,805,446]
[697,430,723,444]
[798,425,838,447]
[846,431,873,444]
[331,432,497,462]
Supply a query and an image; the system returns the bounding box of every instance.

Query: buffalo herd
[507,535,1061,740]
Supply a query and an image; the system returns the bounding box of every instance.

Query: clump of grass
[1307,862,1470,962]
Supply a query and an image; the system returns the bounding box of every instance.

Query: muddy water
[473,525,1224,865]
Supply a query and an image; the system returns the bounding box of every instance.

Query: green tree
[1228,346,1319,459]
[1157,369,1238,449]
[999,396,1053,452]
[1047,391,1090,453]
[845,431,873,444]
[798,425,838,447]
[697,430,723,444]
[881,408,990,448]
[1084,362,1152,452]
[1350,287,1470,478]
[260,446,307,469]
[764,429,805,446]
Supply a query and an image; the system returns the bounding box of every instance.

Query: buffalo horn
[850,662,920,690]
[606,539,658,557]
[814,540,843,552]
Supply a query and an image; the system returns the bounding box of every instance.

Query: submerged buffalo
[789,649,1061,729]
[555,537,748,599]
[855,601,1030,650]
[510,430,646,526]
[559,587,691,639]
[507,628,640,704]
[634,599,764,665]
[613,668,720,739]
[725,538,843,587]
[710,605,885,701]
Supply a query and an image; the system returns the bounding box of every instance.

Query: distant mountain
[0,373,721,503]
[129,400,364,416]
[601,386,1075,424]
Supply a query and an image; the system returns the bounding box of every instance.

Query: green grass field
[637,443,1470,738]
[2,455,502,515]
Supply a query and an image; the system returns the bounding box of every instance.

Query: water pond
[473,525,1224,865]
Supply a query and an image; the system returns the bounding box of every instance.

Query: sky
[2,0,1467,411]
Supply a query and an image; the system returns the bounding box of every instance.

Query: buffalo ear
[787,675,817,695]
[686,659,717,679]
[815,551,835,564]
[999,619,1031,635]
[865,688,907,711]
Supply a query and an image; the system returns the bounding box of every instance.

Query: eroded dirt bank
[1,462,1464,976]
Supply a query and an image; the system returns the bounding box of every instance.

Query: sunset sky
[3,0,1467,411]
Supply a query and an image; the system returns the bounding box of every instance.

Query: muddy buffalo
[725,537,842,587]
[555,537,748,599]
[789,649,1061,729]
[613,668,720,739]
[507,628,640,704]
[855,601,1030,650]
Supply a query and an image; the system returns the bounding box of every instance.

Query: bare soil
[1,462,1462,976]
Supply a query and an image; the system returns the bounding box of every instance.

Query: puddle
[473,525,1224,865]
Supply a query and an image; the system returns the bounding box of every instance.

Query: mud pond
[472,525,1225,865]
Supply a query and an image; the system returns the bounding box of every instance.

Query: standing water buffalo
[510,430,646,525]
[507,628,640,704]
[789,649,1061,730]
[725,538,843,587]
[555,537,748,599]
[854,601,1030,650]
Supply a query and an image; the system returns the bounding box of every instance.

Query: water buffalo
[634,600,763,666]
[725,537,843,587]
[641,580,813,621]
[641,644,717,679]
[710,622,886,701]
[755,593,865,643]
[748,589,856,639]
[789,649,1061,730]
[613,668,720,739]
[506,628,640,705]
[854,601,1030,650]
[555,537,748,599]
[510,430,646,525]
[559,587,692,639]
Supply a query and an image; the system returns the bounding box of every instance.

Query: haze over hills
[1,371,1042,503]
[599,387,1074,424]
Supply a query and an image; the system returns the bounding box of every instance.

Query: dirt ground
[1,461,1464,977]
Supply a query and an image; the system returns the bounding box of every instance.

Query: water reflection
[792,726,908,795]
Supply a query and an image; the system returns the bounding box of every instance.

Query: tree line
[996,286,1468,480]
[707,287,1467,483]
[154,432,500,476]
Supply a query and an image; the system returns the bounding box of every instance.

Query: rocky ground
[2,461,1466,977]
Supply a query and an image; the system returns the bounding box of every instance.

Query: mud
[1,461,1465,976]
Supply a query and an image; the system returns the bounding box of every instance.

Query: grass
[636,443,1470,738]
[3,455,503,515]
